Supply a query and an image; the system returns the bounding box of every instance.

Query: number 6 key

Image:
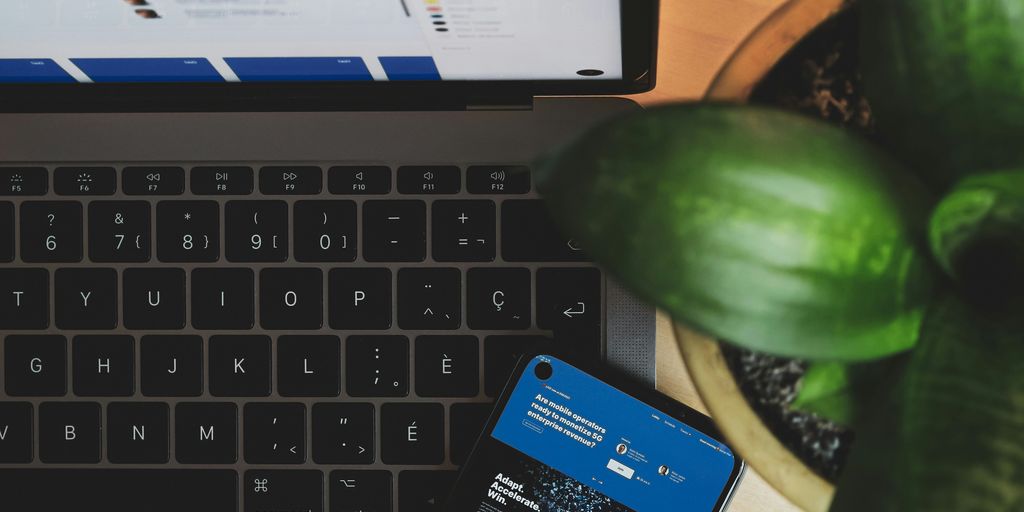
[20,201,83,262]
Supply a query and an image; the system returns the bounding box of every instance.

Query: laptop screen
[0,0,623,84]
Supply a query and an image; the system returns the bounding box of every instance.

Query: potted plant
[535,0,1024,510]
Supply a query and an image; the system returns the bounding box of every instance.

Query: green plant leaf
[792,362,854,424]
[929,169,1024,302]
[830,293,1024,511]
[793,358,907,426]
[536,104,939,361]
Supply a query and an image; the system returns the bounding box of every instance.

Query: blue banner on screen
[71,58,223,83]
[225,57,373,82]
[486,356,736,512]
[0,59,75,83]
[378,57,442,81]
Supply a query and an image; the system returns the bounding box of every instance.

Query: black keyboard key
[313,403,374,465]
[244,403,305,464]
[397,165,460,194]
[226,200,289,262]
[278,335,341,397]
[141,335,203,397]
[123,268,186,329]
[502,199,588,261]
[295,200,357,262]
[467,268,531,330]
[4,335,66,396]
[192,268,255,329]
[0,167,47,195]
[192,166,254,195]
[0,469,236,511]
[329,165,391,195]
[432,200,495,262]
[54,166,116,195]
[330,470,392,512]
[381,403,444,465]
[328,268,392,330]
[20,201,82,262]
[397,268,460,330]
[484,335,552,396]
[0,202,13,262]
[260,166,323,195]
[39,402,101,463]
[363,200,426,262]
[0,268,49,329]
[537,267,603,352]
[210,335,271,397]
[415,336,479,398]
[157,201,219,262]
[346,336,408,397]
[123,166,186,195]
[55,268,118,330]
[73,335,134,396]
[260,268,323,329]
[466,165,531,194]
[246,470,323,512]
[175,403,238,464]
[88,201,151,262]
[0,402,32,463]
[107,402,169,464]
[399,470,457,512]
[450,403,493,464]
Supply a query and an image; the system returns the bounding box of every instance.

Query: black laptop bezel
[0,0,658,112]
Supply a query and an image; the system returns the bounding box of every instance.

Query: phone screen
[447,355,743,512]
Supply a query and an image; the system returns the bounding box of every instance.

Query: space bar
[0,469,237,511]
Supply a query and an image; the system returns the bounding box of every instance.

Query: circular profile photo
[658,465,670,476]
[616,443,628,455]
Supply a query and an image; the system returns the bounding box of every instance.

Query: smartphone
[447,353,745,511]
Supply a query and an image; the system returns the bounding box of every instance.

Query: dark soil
[720,7,869,483]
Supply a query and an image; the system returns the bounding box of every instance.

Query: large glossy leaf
[831,293,1024,510]
[536,104,938,361]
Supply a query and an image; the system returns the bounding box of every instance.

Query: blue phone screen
[454,355,739,512]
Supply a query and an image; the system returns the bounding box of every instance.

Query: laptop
[0,0,658,510]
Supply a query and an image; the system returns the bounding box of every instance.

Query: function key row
[2,199,584,263]
[1,334,558,398]
[0,165,531,196]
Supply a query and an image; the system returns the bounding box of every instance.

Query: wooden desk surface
[629,1,804,510]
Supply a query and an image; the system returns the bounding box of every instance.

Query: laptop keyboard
[0,163,603,511]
